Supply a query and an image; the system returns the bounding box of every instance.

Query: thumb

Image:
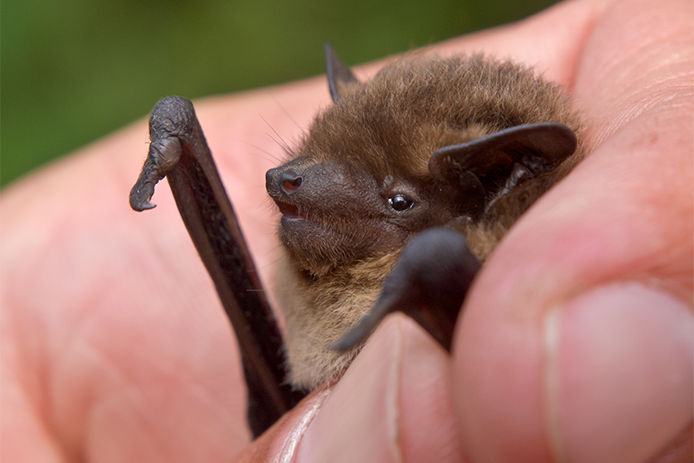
[452,0,694,461]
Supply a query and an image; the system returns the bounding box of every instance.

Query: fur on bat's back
[276,53,583,390]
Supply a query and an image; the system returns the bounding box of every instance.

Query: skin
[1,0,692,461]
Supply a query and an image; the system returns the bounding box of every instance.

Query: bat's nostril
[280,170,302,194]
[282,177,302,192]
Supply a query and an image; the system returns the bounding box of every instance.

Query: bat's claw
[130,99,189,212]
[129,154,164,212]
[129,159,160,211]
[130,196,156,211]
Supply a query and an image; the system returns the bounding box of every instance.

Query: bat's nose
[266,167,303,196]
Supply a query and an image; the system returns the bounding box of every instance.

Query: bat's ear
[428,122,577,217]
[324,43,359,103]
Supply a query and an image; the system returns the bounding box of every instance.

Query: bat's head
[267,48,579,277]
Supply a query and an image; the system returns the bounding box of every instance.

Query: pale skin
[1,0,692,461]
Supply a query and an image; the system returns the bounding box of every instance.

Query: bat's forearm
[131,96,305,437]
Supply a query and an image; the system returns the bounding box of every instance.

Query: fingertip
[234,388,331,463]
[548,283,693,463]
[453,281,693,463]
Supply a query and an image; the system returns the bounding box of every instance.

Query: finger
[453,0,694,461]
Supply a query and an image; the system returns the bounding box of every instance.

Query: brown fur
[271,53,583,390]
[277,251,397,388]
[305,54,580,179]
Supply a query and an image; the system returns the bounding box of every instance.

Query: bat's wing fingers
[334,228,479,352]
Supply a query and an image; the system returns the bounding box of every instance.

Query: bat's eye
[388,194,414,212]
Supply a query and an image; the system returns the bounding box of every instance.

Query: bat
[129,44,582,437]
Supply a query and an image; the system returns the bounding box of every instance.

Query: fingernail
[545,283,693,463]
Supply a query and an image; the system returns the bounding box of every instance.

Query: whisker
[259,114,292,154]
[271,95,303,132]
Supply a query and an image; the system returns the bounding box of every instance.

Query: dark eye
[388,194,414,212]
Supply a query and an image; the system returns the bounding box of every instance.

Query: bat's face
[265,153,464,277]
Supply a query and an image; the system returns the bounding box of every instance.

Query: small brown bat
[130,44,582,437]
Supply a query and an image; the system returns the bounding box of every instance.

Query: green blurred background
[1,0,558,187]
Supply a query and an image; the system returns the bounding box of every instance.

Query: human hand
[1,0,691,461]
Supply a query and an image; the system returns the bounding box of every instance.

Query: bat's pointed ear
[428,122,577,216]
[324,43,359,103]
[429,122,576,182]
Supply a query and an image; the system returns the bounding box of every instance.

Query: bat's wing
[130,96,305,438]
[334,227,479,352]
[429,122,577,216]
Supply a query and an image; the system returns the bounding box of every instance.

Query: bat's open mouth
[278,202,301,219]
[274,200,341,250]
[275,201,315,229]
[276,199,312,222]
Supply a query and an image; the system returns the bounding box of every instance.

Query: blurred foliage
[1,0,557,186]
